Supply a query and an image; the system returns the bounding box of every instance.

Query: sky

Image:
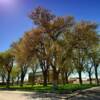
[0,0,100,51]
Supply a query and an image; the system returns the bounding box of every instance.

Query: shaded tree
[72,21,99,85]
[0,64,7,84]
[0,50,14,88]
[11,40,30,87]
[90,46,100,85]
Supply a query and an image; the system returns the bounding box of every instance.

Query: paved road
[0,91,67,100]
[0,91,31,100]
[0,87,100,100]
[70,87,100,100]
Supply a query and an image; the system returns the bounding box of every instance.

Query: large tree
[29,58,39,86]
[0,50,14,88]
[10,7,99,88]
[0,62,7,84]
[90,45,100,85]
[11,40,30,87]
[29,6,75,88]
[72,21,99,84]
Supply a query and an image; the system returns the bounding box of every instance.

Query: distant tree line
[0,7,100,89]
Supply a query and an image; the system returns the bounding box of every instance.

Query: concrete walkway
[0,87,100,100]
[0,91,71,100]
[70,87,100,100]
[0,91,30,100]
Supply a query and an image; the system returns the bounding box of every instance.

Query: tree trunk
[20,77,24,87]
[20,66,27,87]
[12,78,14,86]
[94,66,99,85]
[65,72,69,84]
[7,72,10,88]
[16,76,20,85]
[43,71,48,86]
[78,71,82,85]
[2,75,5,84]
[47,70,50,83]
[32,75,35,86]
[40,59,49,86]
[88,72,92,84]
[52,68,59,90]
[62,72,66,85]
[20,72,25,87]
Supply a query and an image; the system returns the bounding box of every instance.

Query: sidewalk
[0,87,100,100]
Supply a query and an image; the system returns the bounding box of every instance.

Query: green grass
[0,84,98,94]
[57,84,97,93]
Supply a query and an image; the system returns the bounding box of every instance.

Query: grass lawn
[0,84,98,94]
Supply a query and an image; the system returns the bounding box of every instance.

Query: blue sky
[0,0,100,51]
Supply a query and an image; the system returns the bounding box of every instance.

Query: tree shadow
[0,88,16,91]
[23,92,69,100]
[70,89,100,100]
